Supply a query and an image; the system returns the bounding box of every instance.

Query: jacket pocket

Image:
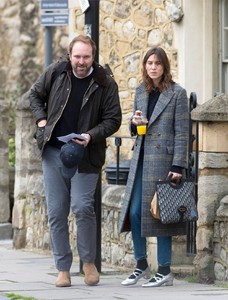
[35,127,45,150]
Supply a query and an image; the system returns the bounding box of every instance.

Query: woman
[118,47,189,287]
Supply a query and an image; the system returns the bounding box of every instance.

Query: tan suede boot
[83,263,100,286]
[55,271,71,287]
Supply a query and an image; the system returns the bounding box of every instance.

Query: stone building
[0,0,69,241]
[0,0,227,283]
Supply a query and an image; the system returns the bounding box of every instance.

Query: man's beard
[72,64,93,78]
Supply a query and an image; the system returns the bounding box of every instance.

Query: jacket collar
[92,62,108,86]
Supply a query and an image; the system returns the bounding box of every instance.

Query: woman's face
[145,54,164,86]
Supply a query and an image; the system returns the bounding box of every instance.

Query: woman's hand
[168,171,182,182]
[132,110,148,126]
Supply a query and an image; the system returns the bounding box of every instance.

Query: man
[29,35,122,287]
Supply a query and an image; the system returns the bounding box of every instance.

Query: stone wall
[194,152,228,283]
[0,99,10,226]
[214,195,228,281]
[0,0,69,113]
[191,94,228,283]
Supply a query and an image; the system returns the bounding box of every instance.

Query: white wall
[173,0,219,104]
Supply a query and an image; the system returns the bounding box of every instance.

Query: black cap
[60,141,84,178]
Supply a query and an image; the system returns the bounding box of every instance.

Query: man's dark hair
[68,35,97,58]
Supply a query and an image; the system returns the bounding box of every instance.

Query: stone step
[172,264,195,278]
[0,223,13,240]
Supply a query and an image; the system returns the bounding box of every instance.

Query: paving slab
[0,240,228,300]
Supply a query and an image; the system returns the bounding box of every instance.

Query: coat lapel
[148,87,175,127]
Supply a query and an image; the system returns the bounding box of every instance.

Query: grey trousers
[42,145,99,271]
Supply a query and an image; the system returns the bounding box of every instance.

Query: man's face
[69,41,94,78]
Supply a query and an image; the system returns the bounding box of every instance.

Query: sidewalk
[0,240,228,300]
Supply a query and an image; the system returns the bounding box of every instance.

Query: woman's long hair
[142,47,175,93]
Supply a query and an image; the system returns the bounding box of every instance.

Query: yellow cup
[137,125,147,135]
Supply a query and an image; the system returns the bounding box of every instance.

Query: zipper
[81,79,98,110]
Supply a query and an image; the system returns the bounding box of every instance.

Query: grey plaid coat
[118,82,189,237]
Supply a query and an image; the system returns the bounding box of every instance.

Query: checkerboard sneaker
[121,267,150,286]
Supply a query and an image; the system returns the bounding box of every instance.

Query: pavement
[0,240,228,300]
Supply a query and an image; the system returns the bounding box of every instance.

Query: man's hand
[37,120,47,127]
[72,133,91,147]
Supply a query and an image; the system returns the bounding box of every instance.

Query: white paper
[78,0,90,13]
[57,133,86,143]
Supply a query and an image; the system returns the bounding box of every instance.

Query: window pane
[224,0,228,27]
[224,29,228,60]
[222,63,228,93]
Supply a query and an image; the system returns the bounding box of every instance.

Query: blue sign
[40,13,69,26]
[41,0,68,11]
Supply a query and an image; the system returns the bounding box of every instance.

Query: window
[221,0,228,93]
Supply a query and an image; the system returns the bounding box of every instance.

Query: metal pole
[80,0,101,274]
[94,172,102,272]
[44,26,53,68]
[115,137,122,184]
[186,92,198,256]
[84,0,99,62]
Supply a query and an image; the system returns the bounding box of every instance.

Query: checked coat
[118,82,189,237]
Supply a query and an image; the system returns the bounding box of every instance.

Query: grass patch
[184,275,199,283]
[5,293,37,300]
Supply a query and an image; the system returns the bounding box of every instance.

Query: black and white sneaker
[121,267,150,286]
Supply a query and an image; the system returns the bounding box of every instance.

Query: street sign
[41,0,68,11]
[41,13,69,26]
[40,0,69,26]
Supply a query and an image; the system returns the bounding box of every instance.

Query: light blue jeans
[129,155,172,267]
[42,145,99,271]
